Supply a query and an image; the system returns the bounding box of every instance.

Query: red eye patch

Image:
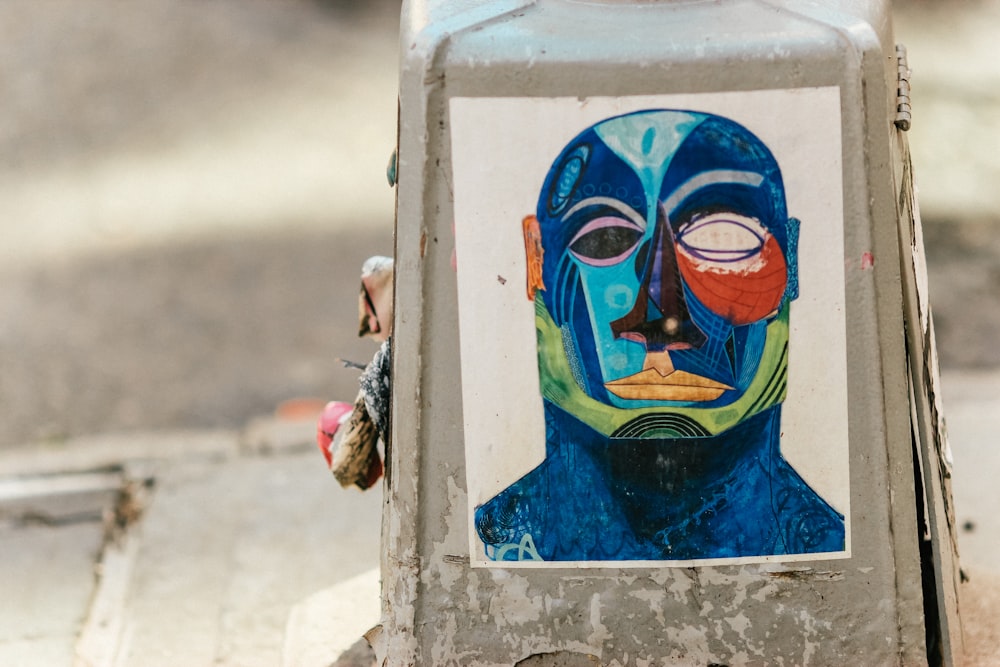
[676,234,787,325]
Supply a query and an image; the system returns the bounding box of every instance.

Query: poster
[451,88,850,567]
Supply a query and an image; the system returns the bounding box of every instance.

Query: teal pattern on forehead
[593,111,707,225]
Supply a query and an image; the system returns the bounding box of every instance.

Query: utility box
[384,1,963,664]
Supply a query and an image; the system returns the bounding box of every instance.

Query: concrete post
[382,1,963,664]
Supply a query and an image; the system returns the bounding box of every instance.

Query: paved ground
[1,0,999,664]
[0,420,383,667]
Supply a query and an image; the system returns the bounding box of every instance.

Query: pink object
[861,252,875,270]
[316,401,354,467]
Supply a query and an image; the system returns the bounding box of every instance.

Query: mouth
[604,368,733,402]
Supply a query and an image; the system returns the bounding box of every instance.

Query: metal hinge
[895,44,912,131]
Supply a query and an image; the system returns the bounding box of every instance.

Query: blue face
[534,110,798,414]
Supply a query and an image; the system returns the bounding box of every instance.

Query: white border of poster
[451,88,850,568]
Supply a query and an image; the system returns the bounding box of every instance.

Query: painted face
[529,110,800,437]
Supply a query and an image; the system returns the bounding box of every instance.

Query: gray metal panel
[388,1,947,664]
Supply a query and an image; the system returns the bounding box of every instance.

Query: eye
[569,216,644,266]
[676,212,767,265]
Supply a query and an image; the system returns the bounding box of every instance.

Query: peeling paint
[628,589,667,627]
[587,593,612,647]
[663,624,711,662]
[724,611,751,637]
[466,570,483,617]
[487,570,545,627]
[664,569,694,604]
[765,568,845,582]
[514,651,601,666]
[796,608,833,665]
[428,475,467,591]
[431,614,476,665]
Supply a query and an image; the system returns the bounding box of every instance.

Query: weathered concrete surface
[0,421,382,667]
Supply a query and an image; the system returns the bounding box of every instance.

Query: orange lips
[604,351,733,401]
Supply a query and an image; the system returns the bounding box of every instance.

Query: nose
[610,209,706,351]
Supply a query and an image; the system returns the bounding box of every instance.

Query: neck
[546,403,780,508]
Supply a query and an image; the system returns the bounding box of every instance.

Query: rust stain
[767,569,844,581]
[515,651,601,666]
[420,231,427,258]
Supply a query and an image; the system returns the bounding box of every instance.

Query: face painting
[469,103,844,563]
[528,110,800,437]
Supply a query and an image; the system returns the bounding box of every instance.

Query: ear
[783,217,800,302]
[522,215,545,301]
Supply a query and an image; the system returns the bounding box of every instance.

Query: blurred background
[1,0,998,662]
[0,0,400,446]
[895,0,1000,368]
